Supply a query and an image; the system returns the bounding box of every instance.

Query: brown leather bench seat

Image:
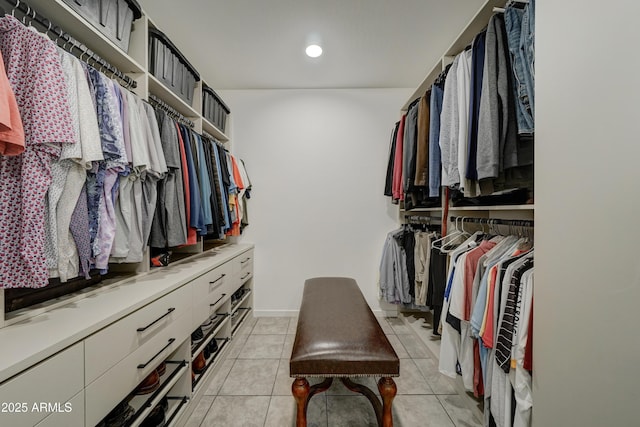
[290,277,400,427]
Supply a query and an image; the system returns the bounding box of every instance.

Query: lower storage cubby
[191,337,230,392]
[231,307,252,336]
[95,344,190,427]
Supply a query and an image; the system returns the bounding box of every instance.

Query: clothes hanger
[21,5,29,24]
[431,217,463,250]
[11,0,19,17]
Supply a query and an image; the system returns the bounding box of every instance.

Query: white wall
[220,88,411,315]
[535,1,640,425]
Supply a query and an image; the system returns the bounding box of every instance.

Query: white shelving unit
[0,2,252,427]
[394,0,535,359]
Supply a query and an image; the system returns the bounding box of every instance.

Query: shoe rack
[97,341,191,427]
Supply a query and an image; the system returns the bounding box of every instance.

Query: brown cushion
[290,277,399,377]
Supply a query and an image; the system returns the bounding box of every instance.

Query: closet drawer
[235,253,254,286]
[85,284,191,384]
[34,391,84,427]
[85,313,191,426]
[0,342,83,427]
[191,263,232,327]
[233,250,254,276]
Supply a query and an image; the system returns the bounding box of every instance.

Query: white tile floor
[185,315,483,427]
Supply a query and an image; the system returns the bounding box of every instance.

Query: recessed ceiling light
[305,44,323,58]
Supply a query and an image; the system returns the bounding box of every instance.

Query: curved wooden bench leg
[308,377,333,402]
[378,377,397,427]
[341,377,383,425]
[292,377,310,427]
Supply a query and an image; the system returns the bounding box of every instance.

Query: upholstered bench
[290,277,400,427]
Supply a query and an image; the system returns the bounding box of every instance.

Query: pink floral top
[0,16,75,288]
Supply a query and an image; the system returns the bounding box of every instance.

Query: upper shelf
[401,0,504,111]
[449,205,535,211]
[148,74,199,118]
[27,0,145,74]
[202,117,229,142]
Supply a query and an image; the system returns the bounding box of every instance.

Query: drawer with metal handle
[0,343,83,427]
[85,312,191,427]
[232,250,254,275]
[84,284,191,385]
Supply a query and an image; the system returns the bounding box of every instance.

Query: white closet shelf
[27,0,145,74]
[400,0,504,111]
[401,207,442,213]
[448,205,535,211]
[148,74,199,119]
[202,117,229,142]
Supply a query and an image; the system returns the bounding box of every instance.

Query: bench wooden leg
[292,377,310,427]
[378,377,397,427]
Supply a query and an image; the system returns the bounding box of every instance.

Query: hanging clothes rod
[2,0,137,89]
[449,216,533,227]
[493,0,529,13]
[405,215,442,224]
[148,94,195,128]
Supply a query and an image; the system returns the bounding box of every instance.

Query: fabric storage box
[62,0,142,53]
[203,85,231,133]
[149,28,200,105]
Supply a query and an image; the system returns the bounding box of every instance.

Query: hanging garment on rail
[428,82,444,197]
[0,48,23,156]
[47,50,103,282]
[414,91,430,187]
[379,225,442,308]
[433,229,534,427]
[0,15,76,288]
[504,0,535,135]
[149,110,188,248]
[384,122,399,198]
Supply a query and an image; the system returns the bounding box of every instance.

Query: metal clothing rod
[494,0,529,13]
[2,0,137,89]
[405,215,441,223]
[449,216,533,227]
[201,130,226,148]
[148,94,195,128]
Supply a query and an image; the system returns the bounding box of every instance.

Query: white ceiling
[138,0,485,90]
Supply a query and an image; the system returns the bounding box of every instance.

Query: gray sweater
[477,14,519,180]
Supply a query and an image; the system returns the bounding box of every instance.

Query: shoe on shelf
[201,318,215,335]
[102,401,135,427]
[156,361,166,377]
[208,338,219,354]
[191,327,204,344]
[135,369,160,395]
[193,351,206,375]
[140,400,166,427]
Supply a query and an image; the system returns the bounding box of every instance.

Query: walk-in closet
[0,0,636,426]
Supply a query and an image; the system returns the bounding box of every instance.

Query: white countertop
[0,243,253,384]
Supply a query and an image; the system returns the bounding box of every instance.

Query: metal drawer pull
[240,257,251,264]
[210,293,227,307]
[137,308,176,332]
[209,274,226,285]
[241,272,251,280]
[137,338,176,369]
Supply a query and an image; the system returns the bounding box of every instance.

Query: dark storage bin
[203,85,230,133]
[62,0,142,53]
[149,28,200,105]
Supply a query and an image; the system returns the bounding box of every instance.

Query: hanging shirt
[0,49,23,155]
[149,111,187,248]
[0,15,75,288]
[176,122,197,245]
[392,114,406,201]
